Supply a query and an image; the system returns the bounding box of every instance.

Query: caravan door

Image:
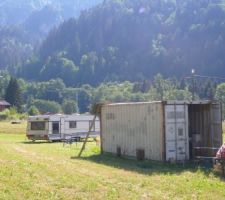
[165,104,189,161]
[48,121,61,141]
[52,122,60,134]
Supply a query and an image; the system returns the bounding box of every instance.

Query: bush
[28,106,40,116]
[33,99,62,114]
[62,99,78,114]
[0,109,10,120]
[0,108,27,121]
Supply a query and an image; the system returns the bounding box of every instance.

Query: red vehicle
[216,144,225,159]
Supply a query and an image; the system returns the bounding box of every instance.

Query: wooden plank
[78,114,97,157]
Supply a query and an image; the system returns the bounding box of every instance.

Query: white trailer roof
[28,113,98,121]
[28,114,64,120]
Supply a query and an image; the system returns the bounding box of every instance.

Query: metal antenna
[191,69,195,101]
[183,70,225,101]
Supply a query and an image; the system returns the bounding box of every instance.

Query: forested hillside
[0,26,34,71]
[0,0,103,25]
[1,0,225,115]
[0,0,103,37]
[0,0,103,70]
[18,0,225,86]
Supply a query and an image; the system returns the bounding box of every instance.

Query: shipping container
[100,101,222,162]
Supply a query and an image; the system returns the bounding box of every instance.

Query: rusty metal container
[100,101,222,162]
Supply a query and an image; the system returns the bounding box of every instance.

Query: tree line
[1,72,225,119]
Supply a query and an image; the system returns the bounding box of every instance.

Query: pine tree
[5,77,22,112]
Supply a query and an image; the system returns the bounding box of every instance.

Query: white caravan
[26,114,100,141]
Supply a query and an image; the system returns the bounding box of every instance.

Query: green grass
[0,121,27,134]
[0,122,225,199]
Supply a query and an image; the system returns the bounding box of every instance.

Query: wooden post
[78,114,97,157]
[99,111,103,154]
[78,103,103,157]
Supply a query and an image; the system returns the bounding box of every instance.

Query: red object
[216,144,225,159]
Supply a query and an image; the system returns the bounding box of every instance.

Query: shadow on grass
[19,141,57,144]
[71,153,219,177]
[20,140,96,145]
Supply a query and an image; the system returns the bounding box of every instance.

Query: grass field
[0,121,27,134]
[0,123,225,199]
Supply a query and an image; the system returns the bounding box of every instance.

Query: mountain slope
[0,0,103,25]
[0,0,103,70]
[20,0,225,86]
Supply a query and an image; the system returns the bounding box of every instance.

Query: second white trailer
[27,114,100,141]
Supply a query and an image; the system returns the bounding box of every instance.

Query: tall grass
[0,121,27,135]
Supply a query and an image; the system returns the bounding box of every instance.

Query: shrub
[28,106,40,116]
[0,108,27,121]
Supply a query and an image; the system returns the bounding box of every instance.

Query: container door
[210,103,222,148]
[165,104,189,161]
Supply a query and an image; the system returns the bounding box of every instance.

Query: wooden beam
[78,114,97,157]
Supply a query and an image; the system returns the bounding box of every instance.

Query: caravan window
[69,121,77,128]
[30,122,46,130]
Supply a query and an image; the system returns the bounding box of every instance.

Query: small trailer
[26,114,100,141]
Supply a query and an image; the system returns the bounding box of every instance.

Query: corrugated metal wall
[101,102,164,161]
[101,101,222,161]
